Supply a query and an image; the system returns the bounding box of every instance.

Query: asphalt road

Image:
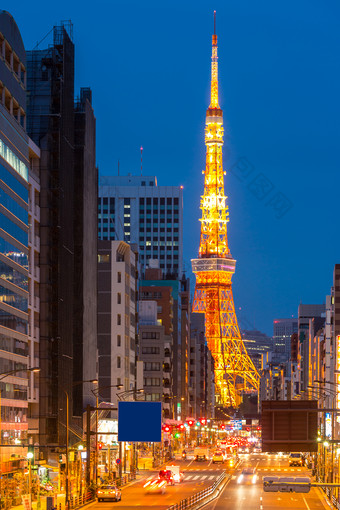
[90,458,226,510]
[89,454,330,510]
[203,453,329,510]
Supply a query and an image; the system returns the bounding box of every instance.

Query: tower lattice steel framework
[191,13,259,407]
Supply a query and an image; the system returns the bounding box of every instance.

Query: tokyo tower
[191,13,259,407]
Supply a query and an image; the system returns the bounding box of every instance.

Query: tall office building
[97,240,137,408]
[0,11,30,472]
[298,303,325,392]
[241,329,273,372]
[273,318,298,359]
[189,313,215,420]
[26,22,97,449]
[27,139,41,444]
[98,174,183,278]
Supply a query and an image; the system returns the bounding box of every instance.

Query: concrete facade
[97,240,137,410]
[98,175,183,279]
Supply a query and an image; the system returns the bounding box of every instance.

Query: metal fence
[317,477,340,510]
[166,471,227,510]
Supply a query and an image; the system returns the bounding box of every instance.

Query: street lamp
[91,384,123,483]
[63,378,98,509]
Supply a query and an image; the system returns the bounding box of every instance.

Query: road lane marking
[185,475,192,480]
[303,496,311,510]
[208,476,215,480]
[201,475,207,480]
[192,475,200,480]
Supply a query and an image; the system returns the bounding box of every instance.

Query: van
[289,452,304,467]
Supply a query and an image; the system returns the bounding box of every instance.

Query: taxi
[212,450,224,463]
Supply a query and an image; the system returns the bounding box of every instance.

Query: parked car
[97,485,121,502]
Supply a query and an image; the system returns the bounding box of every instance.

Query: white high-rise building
[98,174,183,278]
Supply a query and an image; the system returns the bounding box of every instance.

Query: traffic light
[196,422,200,427]
[187,419,194,427]
[174,433,180,438]
[220,424,225,430]
[163,425,171,433]
[98,442,103,450]
[200,418,207,425]
[179,424,185,431]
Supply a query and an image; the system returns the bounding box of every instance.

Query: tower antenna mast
[140,146,143,176]
[191,11,259,408]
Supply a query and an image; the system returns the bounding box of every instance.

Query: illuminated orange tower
[191,12,259,407]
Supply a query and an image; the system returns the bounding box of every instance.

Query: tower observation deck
[191,13,259,407]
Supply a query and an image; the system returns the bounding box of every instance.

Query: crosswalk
[145,473,219,483]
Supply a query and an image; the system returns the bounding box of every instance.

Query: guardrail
[166,471,227,510]
[67,472,137,509]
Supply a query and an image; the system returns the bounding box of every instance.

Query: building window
[118,272,121,283]
[98,254,110,263]
[142,346,160,354]
[117,357,121,368]
[144,362,161,371]
[117,377,121,385]
[145,393,161,401]
[117,335,121,347]
[117,293,121,304]
[117,314,121,325]
[141,331,160,339]
[144,378,160,386]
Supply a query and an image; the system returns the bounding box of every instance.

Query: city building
[138,301,173,418]
[27,139,41,444]
[26,22,97,450]
[0,10,30,473]
[241,329,273,372]
[189,313,215,421]
[273,318,298,360]
[98,174,183,278]
[298,303,325,392]
[139,259,182,419]
[97,240,137,408]
[179,275,190,421]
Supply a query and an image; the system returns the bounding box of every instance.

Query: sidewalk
[7,473,145,510]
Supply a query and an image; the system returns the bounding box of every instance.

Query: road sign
[116,458,121,465]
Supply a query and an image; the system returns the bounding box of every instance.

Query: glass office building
[99,174,183,278]
[0,11,29,464]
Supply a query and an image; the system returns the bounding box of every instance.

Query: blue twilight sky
[9,0,340,335]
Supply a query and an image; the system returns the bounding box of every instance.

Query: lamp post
[91,384,123,483]
[0,367,40,502]
[63,378,98,509]
[314,379,339,482]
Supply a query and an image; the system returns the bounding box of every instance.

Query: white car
[97,485,121,502]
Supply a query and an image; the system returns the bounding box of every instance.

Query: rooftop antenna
[118,160,120,176]
[214,10,216,35]
[140,146,143,176]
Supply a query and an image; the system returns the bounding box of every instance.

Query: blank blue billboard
[118,401,162,442]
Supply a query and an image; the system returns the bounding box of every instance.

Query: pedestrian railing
[317,476,340,510]
[166,471,227,510]
[67,472,137,510]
